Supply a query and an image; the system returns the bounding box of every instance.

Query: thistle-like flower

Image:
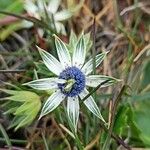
[24,34,119,130]
[24,0,82,35]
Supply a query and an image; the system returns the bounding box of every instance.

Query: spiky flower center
[58,66,85,97]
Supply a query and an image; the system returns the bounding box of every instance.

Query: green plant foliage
[113,105,129,135]
[0,0,23,18]
[67,31,93,54]
[133,100,150,146]
[141,60,150,89]
[34,62,54,77]
[112,57,150,148]
[131,60,150,146]
[0,89,41,130]
[0,22,22,41]
[0,0,150,149]
[0,0,29,41]
[113,104,143,145]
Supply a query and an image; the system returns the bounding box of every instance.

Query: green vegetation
[0,0,150,149]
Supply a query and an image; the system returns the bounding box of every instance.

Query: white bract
[24,34,119,131]
[24,0,82,35]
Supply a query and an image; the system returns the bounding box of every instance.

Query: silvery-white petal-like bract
[67,96,79,131]
[24,34,119,131]
[23,78,66,90]
[86,75,121,88]
[54,35,72,68]
[24,0,83,35]
[38,46,63,75]
[40,90,65,118]
[81,52,107,75]
[72,34,86,68]
[79,89,105,122]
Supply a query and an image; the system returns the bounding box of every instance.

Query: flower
[24,34,119,130]
[24,0,83,35]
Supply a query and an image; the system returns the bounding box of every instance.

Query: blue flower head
[58,66,85,97]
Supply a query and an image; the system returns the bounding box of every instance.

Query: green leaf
[0,22,23,41]
[35,62,54,76]
[1,89,41,130]
[8,116,26,129]
[4,107,18,115]
[113,105,129,135]
[131,92,150,101]
[141,60,150,90]
[0,0,23,18]
[113,104,143,146]
[1,90,40,102]
[14,102,35,115]
[15,110,38,130]
[133,100,150,146]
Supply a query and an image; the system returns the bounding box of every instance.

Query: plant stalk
[102,86,130,150]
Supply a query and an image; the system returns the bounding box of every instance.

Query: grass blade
[0,123,12,149]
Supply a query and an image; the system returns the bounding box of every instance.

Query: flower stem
[74,132,84,150]
[0,10,53,32]
[92,17,96,75]
[81,83,131,150]
[41,132,49,150]
[102,86,129,150]
[64,107,84,150]
[82,80,110,102]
